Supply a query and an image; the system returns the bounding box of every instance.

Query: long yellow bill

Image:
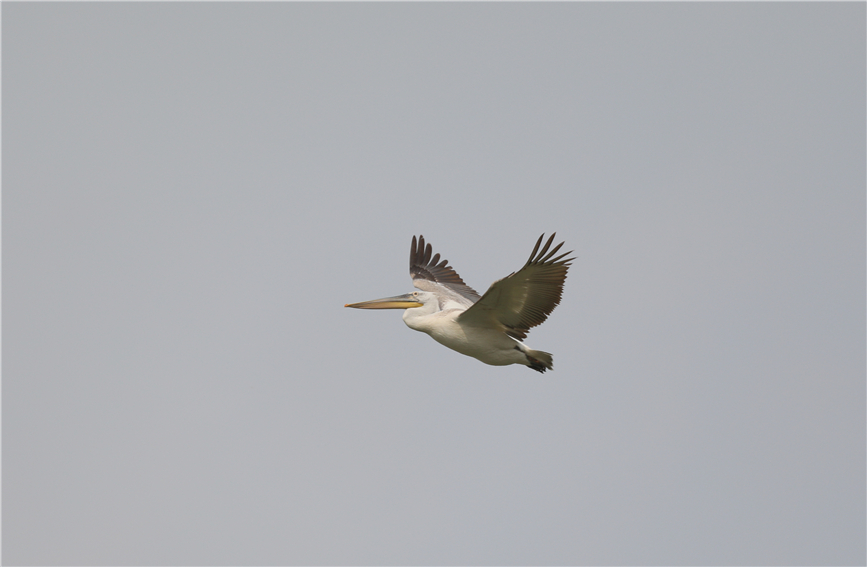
[344,293,423,309]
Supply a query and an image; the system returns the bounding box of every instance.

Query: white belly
[404,309,527,366]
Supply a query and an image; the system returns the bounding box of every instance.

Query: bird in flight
[345,234,574,372]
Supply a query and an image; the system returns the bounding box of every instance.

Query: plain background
[3,3,865,565]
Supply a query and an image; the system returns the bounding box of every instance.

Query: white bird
[345,234,574,372]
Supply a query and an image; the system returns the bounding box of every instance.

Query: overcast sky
[4,3,865,565]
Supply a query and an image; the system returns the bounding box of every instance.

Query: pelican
[345,234,574,372]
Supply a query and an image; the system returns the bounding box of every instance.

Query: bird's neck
[401,301,439,333]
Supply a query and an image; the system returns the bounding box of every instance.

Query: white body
[401,291,551,369]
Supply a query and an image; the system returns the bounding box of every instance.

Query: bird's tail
[524,349,553,373]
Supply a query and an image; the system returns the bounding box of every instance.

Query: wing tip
[529,233,576,266]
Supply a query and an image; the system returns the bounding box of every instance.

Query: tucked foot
[527,356,549,373]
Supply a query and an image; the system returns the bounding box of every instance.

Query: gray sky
[3,3,865,565]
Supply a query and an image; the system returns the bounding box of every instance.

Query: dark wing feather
[410,235,481,302]
[458,233,574,341]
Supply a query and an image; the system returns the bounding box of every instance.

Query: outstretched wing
[458,233,574,341]
[410,235,481,303]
